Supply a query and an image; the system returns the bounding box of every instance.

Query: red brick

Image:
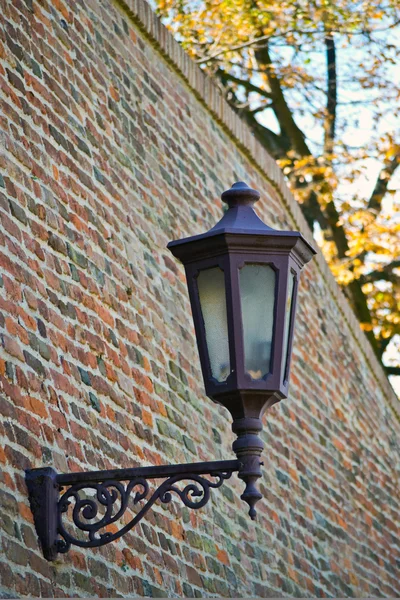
[5,317,29,344]
[2,335,24,361]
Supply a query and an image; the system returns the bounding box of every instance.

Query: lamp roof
[168,182,317,265]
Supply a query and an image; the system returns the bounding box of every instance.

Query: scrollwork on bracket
[57,471,234,553]
[26,460,240,560]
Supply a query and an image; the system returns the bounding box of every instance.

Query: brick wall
[1,0,400,597]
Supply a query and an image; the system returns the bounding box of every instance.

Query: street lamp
[168,182,316,517]
[26,181,315,560]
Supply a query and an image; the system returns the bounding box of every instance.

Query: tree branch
[194,19,400,63]
[324,33,337,154]
[359,260,400,284]
[379,336,394,356]
[254,45,311,157]
[217,70,273,99]
[215,73,289,159]
[368,150,400,211]
[249,103,274,114]
[386,366,400,376]
[243,110,290,159]
[196,34,271,62]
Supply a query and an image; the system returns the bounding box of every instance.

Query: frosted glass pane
[197,268,230,382]
[239,264,275,379]
[283,273,296,380]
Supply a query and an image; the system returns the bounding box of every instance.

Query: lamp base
[232,418,264,520]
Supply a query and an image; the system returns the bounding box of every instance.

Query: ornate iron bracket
[26,459,240,561]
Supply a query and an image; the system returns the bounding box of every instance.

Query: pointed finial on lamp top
[221,181,261,208]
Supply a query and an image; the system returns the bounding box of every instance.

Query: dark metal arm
[26,460,240,561]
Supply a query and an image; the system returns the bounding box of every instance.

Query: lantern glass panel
[283,272,296,380]
[239,264,275,380]
[197,267,230,382]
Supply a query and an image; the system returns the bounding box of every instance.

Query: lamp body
[168,182,316,517]
[182,240,304,416]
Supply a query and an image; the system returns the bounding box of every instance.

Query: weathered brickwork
[0,0,399,597]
